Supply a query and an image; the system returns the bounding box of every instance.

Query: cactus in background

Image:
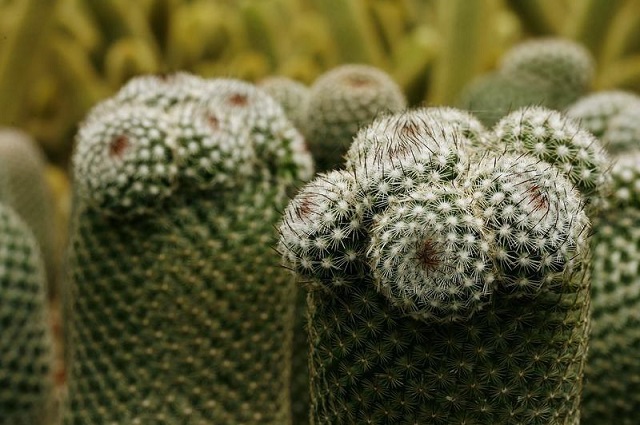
[279,107,606,424]
[0,129,57,299]
[566,90,640,151]
[304,64,407,172]
[0,201,54,425]
[258,76,310,131]
[570,91,640,423]
[62,77,313,424]
[458,38,595,127]
[582,152,640,425]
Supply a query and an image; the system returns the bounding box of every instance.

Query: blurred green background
[1,0,640,167]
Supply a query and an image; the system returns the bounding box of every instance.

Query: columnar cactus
[568,92,640,424]
[279,107,607,424]
[62,76,313,424]
[583,152,640,424]
[0,128,57,298]
[459,38,595,127]
[304,64,407,172]
[0,201,54,425]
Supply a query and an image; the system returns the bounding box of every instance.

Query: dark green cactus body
[0,202,53,425]
[280,108,604,425]
[63,76,313,424]
[583,208,640,424]
[307,273,589,424]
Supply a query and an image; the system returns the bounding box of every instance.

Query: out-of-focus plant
[0,0,639,166]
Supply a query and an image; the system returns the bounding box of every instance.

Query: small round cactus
[63,78,313,424]
[258,76,310,131]
[0,202,53,425]
[566,90,640,140]
[279,107,600,424]
[490,106,611,209]
[0,128,57,297]
[458,38,595,127]
[304,64,407,172]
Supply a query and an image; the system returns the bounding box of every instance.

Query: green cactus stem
[0,202,54,425]
[279,107,604,424]
[62,78,312,424]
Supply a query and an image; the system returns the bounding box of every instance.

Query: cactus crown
[281,107,595,322]
[566,90,640,140]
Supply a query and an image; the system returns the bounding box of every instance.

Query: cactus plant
[0,201,54,425]
[62,78,313,424]
[458,38,595,127]
[279,107,607,424]
[258,76,310,131]
[566,91,640,153]
[0,128,57,298]
[582,151,640,425]
[304,64,407,172]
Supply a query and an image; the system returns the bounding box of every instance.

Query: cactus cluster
[0,201,53,425]
[62,73,312,424]
[280,106,608,424]
[459,38,595,126]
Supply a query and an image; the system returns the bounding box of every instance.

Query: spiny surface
[258,76,310,131]
[565,90,640,140]
[280,108,596,424]
[304,64,406,172]
[63,78,312,425]
[0,202,53,425]
[0,128,57,297]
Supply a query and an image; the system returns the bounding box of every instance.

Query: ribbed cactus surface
[279,107,604,424]
[62,75,312,424]
[0,201,53,425]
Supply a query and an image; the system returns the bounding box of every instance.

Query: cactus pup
[62,76,312,424]
[280,106,609,424]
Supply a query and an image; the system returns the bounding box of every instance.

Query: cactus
[0,201,54,425]
[0,128,57,298]
[566,91,640,152]
[62,78,313,424]
[258,76,310,131]
[458,38,595,127]
[304,64,407,172]
[279,107,605,424]
[581,152,640,424]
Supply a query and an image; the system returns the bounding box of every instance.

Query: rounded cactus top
[565,90,640,140]
[499,38,595,95]
[258,76,310,130]
[114,72,207,109]
[73,104,179,217]
[304,64,407,171]
[73,77,314,217]
[491,107,611,208]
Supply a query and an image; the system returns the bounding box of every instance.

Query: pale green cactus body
[0,129,57,297]
[0,202,53,425]
[304,64,407,172]
[63,78,313,425]
[279,107,602,424]
[458,38,595,127]
[258,76,310,131]
[565,90,640,140]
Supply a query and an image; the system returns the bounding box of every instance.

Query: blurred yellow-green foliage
[1,0,640,167]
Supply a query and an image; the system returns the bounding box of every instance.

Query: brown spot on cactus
[109,135,129,159]
[526,184,549,212]
[415,238,441,273]
[345,74,376,88]
[207,114,220,131]
[228,93,249,106]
